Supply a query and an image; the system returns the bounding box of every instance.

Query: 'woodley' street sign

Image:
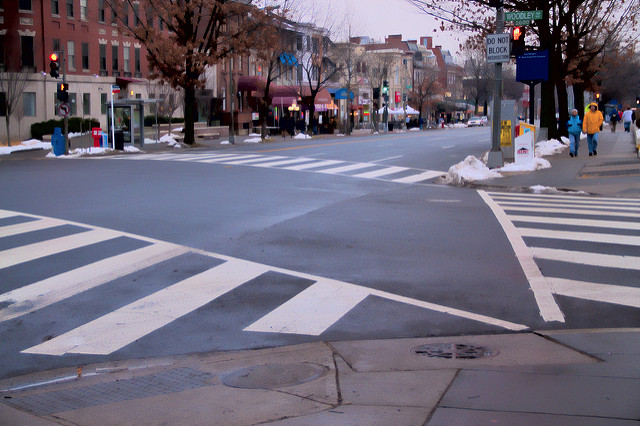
[505,10,543,22]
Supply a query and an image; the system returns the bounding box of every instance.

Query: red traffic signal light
[49,53,59,78]
[510,27,525,57]
[57,82,69,102]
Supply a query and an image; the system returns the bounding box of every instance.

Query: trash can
[100,132,108,148]
[114,129,124,150]
[51,127,66,156]
[388,122,394,131]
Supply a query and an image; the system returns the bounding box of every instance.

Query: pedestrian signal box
[511,27,525,57]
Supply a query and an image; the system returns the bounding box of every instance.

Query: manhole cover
[412,343,498,359]
[221,363,327,389]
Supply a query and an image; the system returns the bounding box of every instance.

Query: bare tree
[409,63,442,124]
[363,52,395,131]
[106,0,274,145]
[462,45,491,115]
[0,70,32,146]
[148,81,184,135]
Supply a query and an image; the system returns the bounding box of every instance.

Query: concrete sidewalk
[1,329,639,425]
[475,130,640,198]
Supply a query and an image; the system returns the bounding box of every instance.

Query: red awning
[238,76,266,92]
[116,77,144,85]
[271,96,297,107]
[270,85,299,98]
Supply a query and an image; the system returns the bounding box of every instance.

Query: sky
[301,0,468,55]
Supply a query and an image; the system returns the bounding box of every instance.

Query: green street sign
[505,10,543,22]
[513,20,532,26]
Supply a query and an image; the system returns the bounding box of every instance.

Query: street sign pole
[488,7,505,168]
[61,49,69,155]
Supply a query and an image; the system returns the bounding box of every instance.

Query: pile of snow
[220,140,230,145]
[1,139,52,155]
[294,133,312,140]
[452,123,467,128]
[409,128,421,132]
[248,133,261,137]
[499,157,551,173]
[535,138,567,156]
[47,145,143,158]
[244,137,262,144]
[444,155,502,185]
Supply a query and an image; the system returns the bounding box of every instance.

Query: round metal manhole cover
[411,343,498,359]
[221,363,328,389]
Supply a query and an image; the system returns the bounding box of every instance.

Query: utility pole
[61,48,69,155]
[228,56,235,145]
[487,2,504,169]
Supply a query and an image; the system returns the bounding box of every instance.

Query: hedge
[31,117,100,140]
[143,115,185,126]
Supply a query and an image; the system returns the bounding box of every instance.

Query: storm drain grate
[222,363,327,389]
[1,367,215,416]
[412,343,498,359]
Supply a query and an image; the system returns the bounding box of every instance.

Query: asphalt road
[1,127,637,380]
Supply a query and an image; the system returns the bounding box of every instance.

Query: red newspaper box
[92,128,102,147]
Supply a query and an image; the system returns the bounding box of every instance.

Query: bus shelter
[106,99,157,149]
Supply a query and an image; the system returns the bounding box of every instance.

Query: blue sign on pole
[516,49,549,82]
[335,88,354,100]
[279,53,298,66]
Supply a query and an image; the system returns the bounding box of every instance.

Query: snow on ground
[244,137,262,143]
[444,155,502,185]
[452,123,467,128]
[47,144,143,158]
[535,138,567,156]
[498,157,551,173]
[294,133,312,140]
[0,139,52,155]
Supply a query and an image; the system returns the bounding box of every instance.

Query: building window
[0,35,5,70]
[80,0,87,20]
[21,36,35,69]
[101,93,107,114]
[296,36,303,51]
[81,42,89,70]
[19,0,32,11]
[98,0,105,22]
[111,45,119,73]
[23,92,36,117]
[134,47,140,74]
[297,64,302,83]
[99,43,107,74]
[67,41,76,71]
[123,46,130,73]
[66,0,74,18]
[83,93,90,115]
[51,0,59,15]
[133,3,140,26]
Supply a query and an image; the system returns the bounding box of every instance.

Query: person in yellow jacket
[582,102,603,156]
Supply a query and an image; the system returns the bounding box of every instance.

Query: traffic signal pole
[62,50,69,155]
[487,5,505,169]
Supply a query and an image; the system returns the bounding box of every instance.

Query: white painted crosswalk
[0,208,527,357]
[480,191,640,318]
[113,152,444,185]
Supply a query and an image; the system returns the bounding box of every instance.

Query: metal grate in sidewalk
[2,367,215,416]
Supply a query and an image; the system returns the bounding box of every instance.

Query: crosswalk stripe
[0,210,20,219]
[532,247,640,270]
[496,200,640,212]
[478,190,565,323]
[22,259,271,356]
[199,154,266,164]
[282,160,343,170]
[519,227,640,246]
[0,218,67,238]
[352,166,409,179]
[170,154,219,162]
[0,229,119,270]
[0,243,189,323]
[487,192,640,205]
[392,170,444,183]
[211,155,277,164]
[498,205,640,218]
[251,157,318,168]
[244,279,370,335]
[507,214,640,231]
[549,278,640,308]
[317,163,377,175]
[246,277,529,336]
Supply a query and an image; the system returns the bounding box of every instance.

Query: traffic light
[49,53,59,78]
[510,27,525,57]
[636,96,639,106]
[382,80,389,94]
[57,82,69,102]
[596,93,600,101]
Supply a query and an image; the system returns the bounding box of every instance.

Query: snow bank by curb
[294,133,312,140]
[1,139,52,155]
[444,155,502,185]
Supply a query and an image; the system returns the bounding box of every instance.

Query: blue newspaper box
[51,127,66,156]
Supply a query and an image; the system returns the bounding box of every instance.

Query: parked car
[481,116,489,125]
[467,116,483,127]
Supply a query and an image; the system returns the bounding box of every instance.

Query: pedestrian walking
[566,109,582,157]
[621,106,635,132]
[582,102,603,156]
[610,109,620,132]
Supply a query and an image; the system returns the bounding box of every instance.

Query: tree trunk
[183,85,196,145]
[5,115,11,147]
